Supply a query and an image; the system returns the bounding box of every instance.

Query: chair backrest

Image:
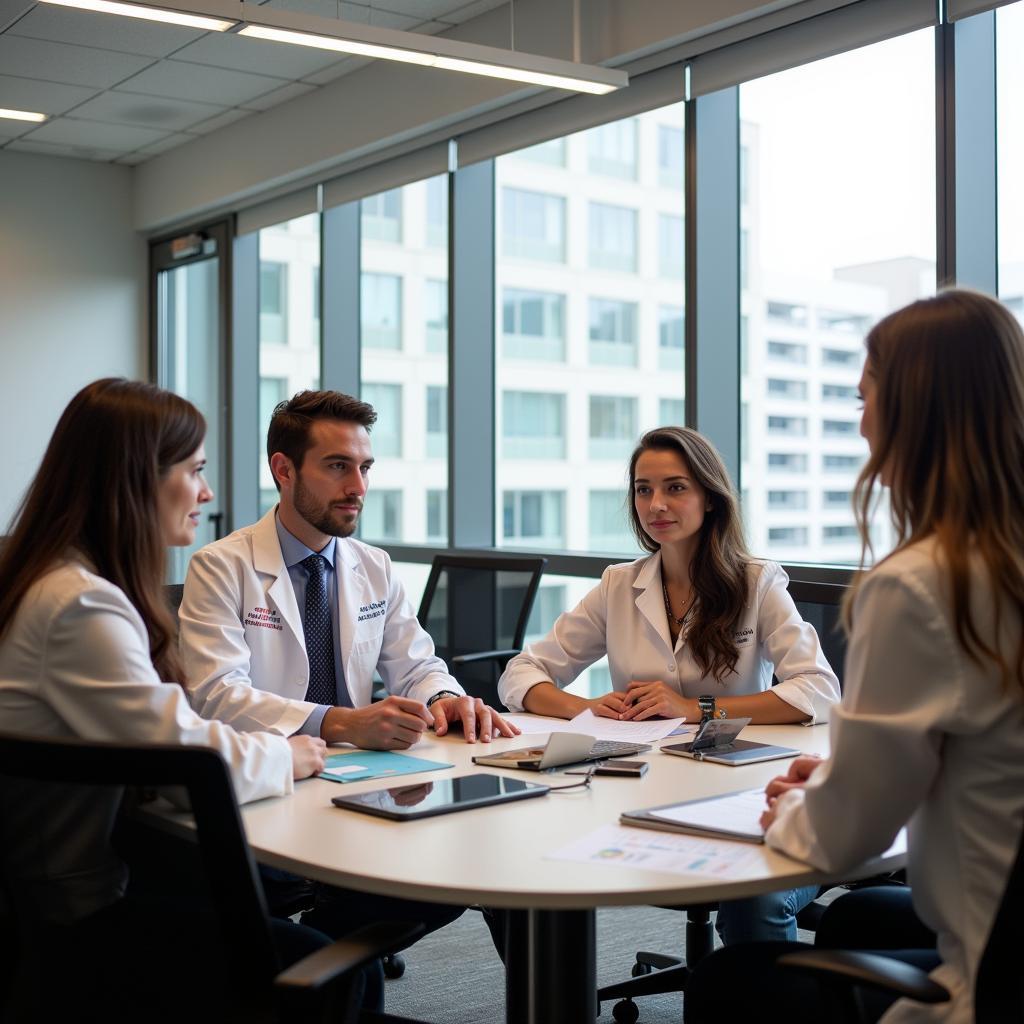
[0,734,278,985]
[165,582,185,621]
[786,578,848,690]
[417,553,547,709]
[974,818,1024,1021]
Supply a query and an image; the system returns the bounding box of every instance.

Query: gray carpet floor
[383,902,824,1024]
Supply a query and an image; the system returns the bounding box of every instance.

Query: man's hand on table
[321,697,434,750]
[288,735,327,778]
[431,695,521,743]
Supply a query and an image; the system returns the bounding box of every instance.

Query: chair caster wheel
[631,961,652,977]
[612,999,640,1024]
[383,953,406,979]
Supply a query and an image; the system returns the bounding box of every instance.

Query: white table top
[154,722,904,910]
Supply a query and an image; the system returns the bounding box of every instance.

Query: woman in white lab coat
[0,378,343,1019]
[499,425,840,943]
[686,289,1024,1024]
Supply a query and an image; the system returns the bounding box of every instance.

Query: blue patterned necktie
[302,554,337,706]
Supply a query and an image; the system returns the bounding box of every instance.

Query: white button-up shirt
[499,553,839,722]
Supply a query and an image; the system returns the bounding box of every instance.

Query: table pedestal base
[506,908,596,1024]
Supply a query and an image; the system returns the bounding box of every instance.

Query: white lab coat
[179,508,461,736]
[0,559,293,925]
[766,538,1024,1024]
[499,553,839,722]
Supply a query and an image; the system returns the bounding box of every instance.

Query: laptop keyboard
[590,740,651,757]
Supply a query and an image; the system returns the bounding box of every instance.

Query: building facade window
[425,278,447,354]
[502,288,566,361]
[360,490,402,541]
[362,382,402,458]
[502,391,566,459]
[589,298,638,366]
[425,385,446,459]
[587,118,638,179]
[361,188,402,243]
[658,214,684,279]
[502,188,566,262]
[589,395,638,460]
[503,490,566,548]
[588,202,637,272]
[361,273,402,350]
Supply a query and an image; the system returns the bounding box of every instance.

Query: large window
[739,29,935,564]
[495,102,686,554]
[503,490,565,548]
[258,212,321,515]
[359,176,448,544]
[998,4,1024,311]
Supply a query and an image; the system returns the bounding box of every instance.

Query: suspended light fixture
[36,0,627,95]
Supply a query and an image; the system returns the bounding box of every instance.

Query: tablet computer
[331,773,550,821]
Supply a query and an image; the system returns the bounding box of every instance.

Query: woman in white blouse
[0,379,339,1018]
[686,289,1024,1024]
[499,425,840,943]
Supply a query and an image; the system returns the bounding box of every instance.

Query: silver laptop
[472,732,651,771]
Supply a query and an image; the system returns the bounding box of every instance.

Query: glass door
[151,222,230,583]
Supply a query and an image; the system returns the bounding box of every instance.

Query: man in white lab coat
[178,389,516,958]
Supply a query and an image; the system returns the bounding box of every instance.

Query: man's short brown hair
[267,390,377,490]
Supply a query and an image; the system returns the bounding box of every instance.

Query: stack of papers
[501,708,687,743]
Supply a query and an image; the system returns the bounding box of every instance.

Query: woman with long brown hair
[686,289,1024,1022]
[0,378,333,1017]
[499,425,840,942]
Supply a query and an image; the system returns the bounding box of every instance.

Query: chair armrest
[274,922,425,993]
[450,649,521,666]
[776,950,950,1004]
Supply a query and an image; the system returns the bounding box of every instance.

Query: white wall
[0,149,145,528]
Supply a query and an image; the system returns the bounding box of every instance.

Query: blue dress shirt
[275,515,353,738]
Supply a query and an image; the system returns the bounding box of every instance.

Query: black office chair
[599,576,855,1024]
[165,581,185,619]
[416,553,548,711]
[776,816,1024,1022]
[0,733,428,1023]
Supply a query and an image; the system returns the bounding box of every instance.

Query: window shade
[947,0,1018,20]
[322,142,449,210]
[235,187,319,237]
[689,0,937,97]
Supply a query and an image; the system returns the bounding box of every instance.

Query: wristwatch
[426,690,461,708]
[697,695,727,723]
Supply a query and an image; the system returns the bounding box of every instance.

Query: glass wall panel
[258,212,321,516]
[358,175,449,544]
[495,103,685,554]
[739,30,935,565]
[998,3,1024,313]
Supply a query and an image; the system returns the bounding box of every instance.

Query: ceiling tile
[7,137,123,161]
[301,56,365,85]
[72,90,226,131]
[265,0,418,29]
[187,106,252,134]
[136,131,196,155]
[0,73,97,115]
[0,0,33,32]
[26,115,169,149]
[172,31,340,78]
[115,58,288,106]
[115,151,152,165]
[0,35,154,89]
[437,0,508,25]
[7,6,207,57]
[364,0,470,19]
[241,80,316,111]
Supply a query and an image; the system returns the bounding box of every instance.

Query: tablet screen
[331,773,549,820]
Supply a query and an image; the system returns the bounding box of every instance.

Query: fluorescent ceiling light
[37,0,235,32]
[0,108,47,122]
[239,25,437,67]
[238,13,627,96]
[432,57,617,95]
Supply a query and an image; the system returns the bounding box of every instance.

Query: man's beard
[293,474,362,538]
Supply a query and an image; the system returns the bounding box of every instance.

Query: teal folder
[318,749,453,784]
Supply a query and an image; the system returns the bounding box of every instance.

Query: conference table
[153,721,904,1024]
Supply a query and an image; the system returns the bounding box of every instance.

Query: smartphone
[566,760,648,778]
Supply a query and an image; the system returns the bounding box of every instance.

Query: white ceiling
[0,0,508,164]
